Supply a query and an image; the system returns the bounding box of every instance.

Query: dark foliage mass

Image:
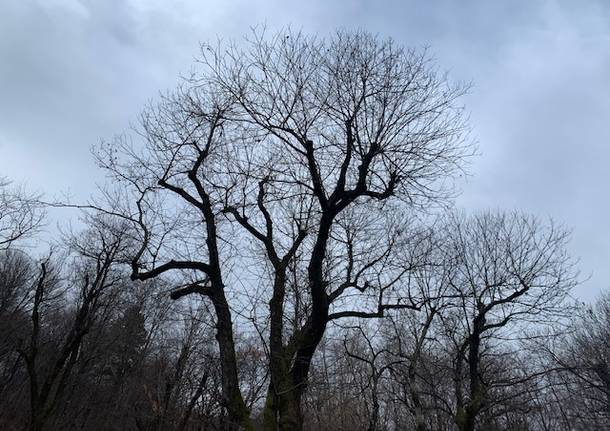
[0,30,605,431]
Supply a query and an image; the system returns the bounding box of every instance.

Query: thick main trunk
[265,270,303,431]
[263,215,335,431]
[262,332,313,431]
[409,374,426,431]
[455,316,485,431]
[29,400,43,431]
[262,384,302,431]
[30,417,43,431]
[201,193,253,431]
[286,215,334,429]
[408,309,436,431]
[210,290,253,431]
[368,378,380,431]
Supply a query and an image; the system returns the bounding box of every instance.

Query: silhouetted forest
[0,30,607,431]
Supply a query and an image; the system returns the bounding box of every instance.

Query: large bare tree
[91,29,471,430]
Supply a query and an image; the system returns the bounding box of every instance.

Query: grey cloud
[0,0,607,298]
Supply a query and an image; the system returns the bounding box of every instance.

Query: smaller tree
[17,217,129,431]
[436,211,577,431]
[542,291,610,429]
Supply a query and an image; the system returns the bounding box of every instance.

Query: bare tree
[434,211,577,431]
[535,291,610,430]
[330,227,452,431]
[0,178,44,251]
[17,217,128,431]
[341,325,387,431]
[88,29,471,430]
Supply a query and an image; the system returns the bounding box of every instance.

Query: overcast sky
[1,0,608,300]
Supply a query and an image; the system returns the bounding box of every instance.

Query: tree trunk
[455,314,485,431]
[210,290,254,431]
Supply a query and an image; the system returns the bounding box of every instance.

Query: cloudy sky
[1,0,608,300]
